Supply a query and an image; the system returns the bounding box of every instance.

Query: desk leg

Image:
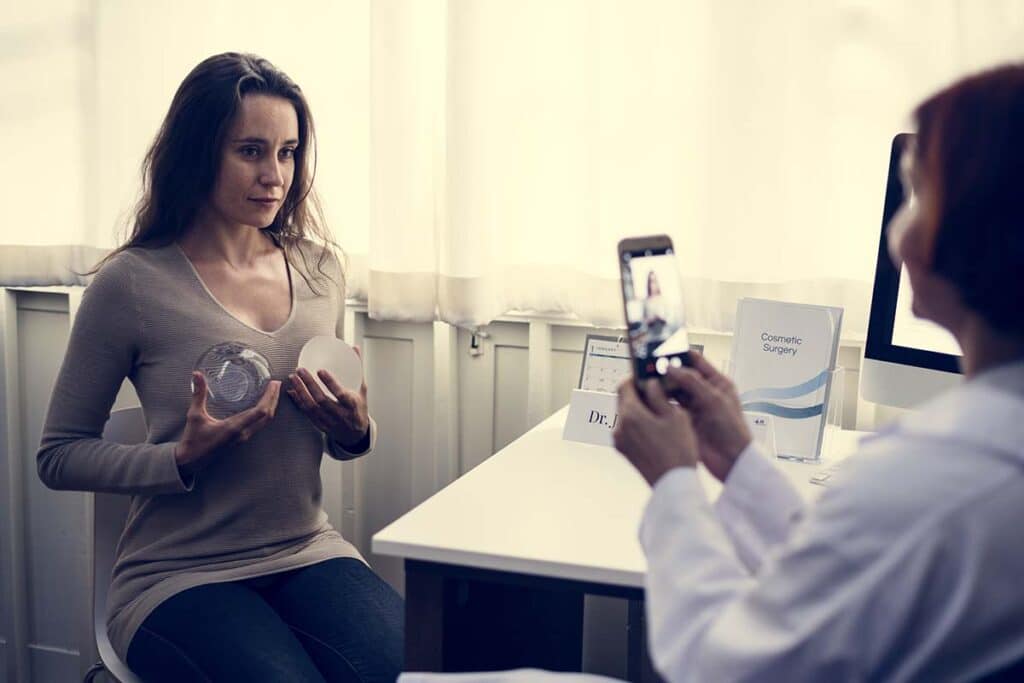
[444,574,584,672]
[404,560,585,673]
[627,599,664,683]
[405,564,446,671]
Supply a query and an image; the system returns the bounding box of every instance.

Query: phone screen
[620,243,691,378]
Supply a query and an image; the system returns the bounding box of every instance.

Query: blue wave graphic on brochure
[740,370,829,420]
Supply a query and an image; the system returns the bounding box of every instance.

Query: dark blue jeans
[126,558,404,682]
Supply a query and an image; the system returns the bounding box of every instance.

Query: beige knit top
[37,240,376,661]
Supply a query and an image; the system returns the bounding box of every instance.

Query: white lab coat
[402,361,1024,683]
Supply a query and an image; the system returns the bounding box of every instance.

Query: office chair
[83,407,145,683]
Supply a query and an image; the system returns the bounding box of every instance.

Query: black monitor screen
[864,134,961,374]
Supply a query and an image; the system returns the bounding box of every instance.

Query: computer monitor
[861,134,963,409]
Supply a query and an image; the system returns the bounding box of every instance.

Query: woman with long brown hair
[38,53,402,682]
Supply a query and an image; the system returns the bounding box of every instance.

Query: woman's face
[887,142,966,332]
[206,94,299,231]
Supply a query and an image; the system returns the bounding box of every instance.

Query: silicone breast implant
[194,342,272,418]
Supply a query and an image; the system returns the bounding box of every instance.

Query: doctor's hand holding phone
[614,235,752,486]
[614,233,699,485]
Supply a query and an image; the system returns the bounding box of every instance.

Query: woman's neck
[956,315,1024,379]
[179,209,276,268]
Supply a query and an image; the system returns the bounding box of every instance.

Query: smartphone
[617,234,692,382]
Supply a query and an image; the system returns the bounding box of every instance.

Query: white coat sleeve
[711,444,807,571]
[639,467,922,682]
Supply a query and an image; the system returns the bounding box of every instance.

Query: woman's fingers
[189,371,209,416]
[287,369,335,431]
[287,370,316,410]
[287,367,369,444]
[178,378,283,469]
[298,368,346,418]
[261,379,282,411]
[288,371,320,417]
[287,367,362,419]
[351,346,369,396]
[227,381,281,441]
[317,370,359,412]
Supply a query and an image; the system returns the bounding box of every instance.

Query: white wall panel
[493,345,529,455]
[1,288,29,683]
[18,292,87,682]
[357,332,415,593]
[346,318,442,595]
[551,349,583,411]
[1,289,97,682]
[457,325,497,474]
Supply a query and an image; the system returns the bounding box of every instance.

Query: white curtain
[0,3,104,283]
[4,0,1023,335]
[368,0,1024,333]
[0,0,371,285]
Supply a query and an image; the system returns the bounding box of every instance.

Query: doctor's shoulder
[817,401,1022,547]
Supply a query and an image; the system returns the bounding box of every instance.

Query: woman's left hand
[287,347,369,449]
[613,377,699,486]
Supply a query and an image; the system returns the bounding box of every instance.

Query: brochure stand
[737,366,844,463]
[817,366,846,464]
[727,298,844,464]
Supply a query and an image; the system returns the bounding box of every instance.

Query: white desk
[374,406,868,680]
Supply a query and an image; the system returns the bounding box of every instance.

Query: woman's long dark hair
[91,52,341,294]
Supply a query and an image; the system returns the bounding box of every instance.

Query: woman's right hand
[661,352,752,482]
[174,371,282,476]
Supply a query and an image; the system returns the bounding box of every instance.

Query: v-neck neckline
[173,241,297,337]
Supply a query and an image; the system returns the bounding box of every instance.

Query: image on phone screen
[621,244,690,377]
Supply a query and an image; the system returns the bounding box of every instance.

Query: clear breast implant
[193,342,272,418]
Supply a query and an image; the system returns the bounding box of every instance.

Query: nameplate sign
[562,389,619,447]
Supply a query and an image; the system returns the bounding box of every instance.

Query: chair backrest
[95,407,146,683]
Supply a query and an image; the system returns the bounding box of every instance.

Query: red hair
[913,63,1024,334]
